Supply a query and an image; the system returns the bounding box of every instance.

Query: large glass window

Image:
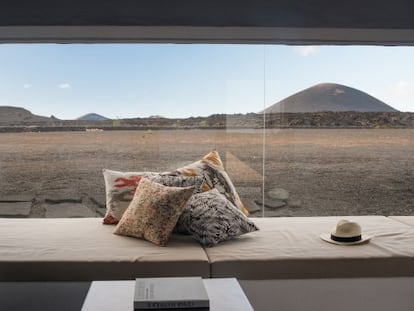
[0,44,412,218]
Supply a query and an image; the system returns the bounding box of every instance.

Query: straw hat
[320,219,370,245]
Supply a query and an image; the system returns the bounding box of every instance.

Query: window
[0,44,413,218]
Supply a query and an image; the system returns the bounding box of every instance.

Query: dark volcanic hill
[77,113,110,121]
[0,106,55,125]
[264,83,398,113]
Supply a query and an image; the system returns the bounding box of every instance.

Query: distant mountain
[0,106,56,125]
[264,83,398,113]
[77,113,110,121]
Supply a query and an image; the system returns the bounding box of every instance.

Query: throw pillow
[176,189,259,247]
[166,150,249,216]
[102,169,202,224]
[113,178,194,246]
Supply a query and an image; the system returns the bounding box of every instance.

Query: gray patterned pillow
[176,189,259,247]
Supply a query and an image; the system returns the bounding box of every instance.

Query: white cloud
[58,83,71,89]
[294,46,319,56]
[392,81,414,96]
[23,84,32,89]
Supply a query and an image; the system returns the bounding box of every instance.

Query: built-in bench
[207,216,414,279]
[0,218,209,281]
[1,216,414,281]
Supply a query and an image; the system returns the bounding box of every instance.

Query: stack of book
[134,277,210,310]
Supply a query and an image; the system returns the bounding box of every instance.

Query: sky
[0,44,413,119]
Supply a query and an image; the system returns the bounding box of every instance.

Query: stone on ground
[44,203,96,218]
[0,202,32,217]
[266,188,290,200]
[288,199,303,208]
[0,194,34,202]
[45,195,82,204]
[243,198,261,213]
[255,198,286,209]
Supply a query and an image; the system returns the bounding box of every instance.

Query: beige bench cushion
[205,216,414,280]
[389,216,414,227]
[0,218,210,281]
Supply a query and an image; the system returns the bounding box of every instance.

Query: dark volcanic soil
[0,128,413,217]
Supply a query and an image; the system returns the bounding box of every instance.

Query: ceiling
[1,0,414,44]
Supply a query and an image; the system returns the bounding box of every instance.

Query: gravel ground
[0,128,412,217]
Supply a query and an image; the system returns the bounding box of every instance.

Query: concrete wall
[1,1,414,44]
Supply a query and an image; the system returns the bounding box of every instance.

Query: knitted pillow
[113,178,194,246]
[166,150,249,216]
[103,169,202,224]
[176,189,259,247]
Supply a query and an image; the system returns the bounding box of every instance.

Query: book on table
[134,276,210,310]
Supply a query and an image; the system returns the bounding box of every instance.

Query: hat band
[331,234,362,243]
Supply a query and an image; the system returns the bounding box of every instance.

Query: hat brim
[320,234,371,245]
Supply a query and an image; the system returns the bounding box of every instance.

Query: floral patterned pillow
[103,169,202,224]
[166,150,249,216]
[176,189,259,247]
[113,178,194,246]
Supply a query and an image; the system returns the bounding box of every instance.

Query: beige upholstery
[205,216,414,279]
[389,216,414,227]
[1,216,414,281]
[0,218,210,281]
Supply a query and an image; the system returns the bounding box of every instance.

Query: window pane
[263,46,414,217]
[0,44,265,218]
[0,44,413,219]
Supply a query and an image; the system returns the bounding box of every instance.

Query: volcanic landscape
[0,83,413,218]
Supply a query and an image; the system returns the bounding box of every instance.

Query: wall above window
[1,1,414,44]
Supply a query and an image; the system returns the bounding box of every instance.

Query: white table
[81,278,253,311]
